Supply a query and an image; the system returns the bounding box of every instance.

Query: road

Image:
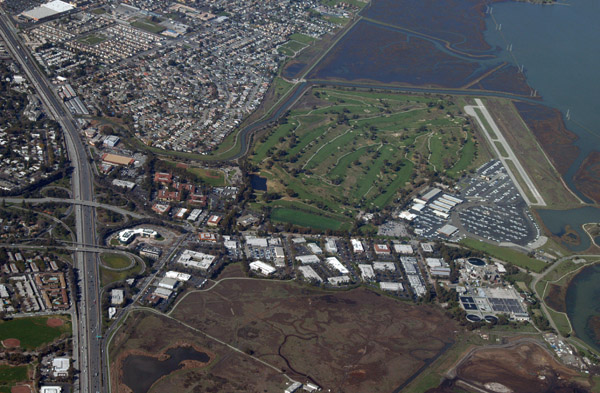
[0,12,103,393]
[0,197,147,219]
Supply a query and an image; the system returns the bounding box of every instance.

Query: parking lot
[456,160,539,245]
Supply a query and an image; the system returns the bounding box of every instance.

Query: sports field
[0,315,71,350]
[251,87,484,229]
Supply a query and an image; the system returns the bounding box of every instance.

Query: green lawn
[187,167,226,186]
[271,207,343,230]
[545,307,572,336]
[461,238,547,273]
[0,365,28,391]
[0,316,71,350]
[100,262,141,287]
[100,253,131,269]
[289,33,315,45]
[131,19,165,34]
[78,34,106,45]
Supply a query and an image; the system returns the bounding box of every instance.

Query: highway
[0,12,103,393]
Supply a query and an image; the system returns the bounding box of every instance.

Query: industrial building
[357,264,375,281]
[249,261,276,276]
[158,277,178,290]
[118,227,158,244]
[22,0,75,21]
[379,282,403,291]
[328,275,350,286]
[111,289,124,305]
[295,255,320,264]
[176,250,216,271]
[325,257,349,274]
[298,265,322,282]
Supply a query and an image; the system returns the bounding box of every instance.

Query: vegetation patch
[187,167,226,186]
[0,365,28,392]
[131,19,166,34]
[100,253,132,270]
[0,316,71,350]
[461,238,546,273]
[250,87,483,222]
[271,207,343,230]
[100,262,141,287]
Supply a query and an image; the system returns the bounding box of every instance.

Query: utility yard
[251,88,485,229]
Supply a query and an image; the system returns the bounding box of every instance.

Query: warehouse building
[249,261,276,276]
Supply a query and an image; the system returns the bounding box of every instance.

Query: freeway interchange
[0,11,103,393]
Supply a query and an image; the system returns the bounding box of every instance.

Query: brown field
[544,283,568,313]
[513,102,580,176]
[46,318,64,328]
[574,151,600,204]
[170,279,458,392]
[109,311,289,393]
[2,338,20,348]
[451,340,590,393]
[483,98,581,209]
[11,385,31,393]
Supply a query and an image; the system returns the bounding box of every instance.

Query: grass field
[250,87,485,229]
[100,261,141,287]
[101,253,132,269]
[461,238,547,273]
[187,167,226,186]
[78,34,106,45]
[271,207,344,230]
[0,316,71,350]
[0,365,28,392]
[131,19,165,34]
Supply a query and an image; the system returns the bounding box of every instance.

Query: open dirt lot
[109,311,289,393]
[451,340,590,393]
[170,279,458,392]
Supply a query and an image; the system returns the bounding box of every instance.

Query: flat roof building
[358,264,375,281]
[380,282,404,291]
[373,261,396,271]
[158,277,178,290]
[351,239,364,253]
[165,271,191,281]
[328,275,350,286]
[249,261,276,276]
[111,289,124,305]
[295,255,320,264]
[298,265,322,282]
[101,153,134,166]
[325,257,349,274]
[176,250,216,271]
[393,244,413,255]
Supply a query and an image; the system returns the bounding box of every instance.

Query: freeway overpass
[0,11,104,393]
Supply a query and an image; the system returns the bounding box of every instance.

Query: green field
[271,207,344,230]
[131,19,165,34]
[0,316,71,350]
[289,33,315,45]
[100,261,141,287]
[0,365,28,392]
[187,167,226,186]
[461,238,547,273]
[78,34,106,45]
[100,253,131,269]
[250,87,483,228]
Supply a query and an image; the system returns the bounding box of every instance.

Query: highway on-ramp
[0,12,103,393]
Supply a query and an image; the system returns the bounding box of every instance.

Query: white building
[379,282,403,291]
[307,243,322,254]
[52,357,69,377]
[165,271,191,281]
[158,277,178,290]
[373,261,396,271]
[325,257,349,274]
[328,275,350,286]
[111,289,124,305]
[40,387,62,393]
[187,209,203,222]
[350,239,364,253]
[154,287,173,299]
[177,250,216,271]
[324,238,338,254]
[298,266,322,282]
[117,228,158,244]
[357,264,375,281]
[393,244,413,255]
[245,236,268,247]
[295,255,320,264]
[249,261,276,276]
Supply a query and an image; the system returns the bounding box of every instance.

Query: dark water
[566,264,600,353]
[122,346,210,393]
[282,62,306,79]
[483,0,600,200]
[536,207,600,252]
[250,174,267,191]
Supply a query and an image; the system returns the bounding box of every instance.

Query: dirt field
[11,385,31,393]
[450,340,590,393]
[484,98,581,209]
[46,318,65,328]
[170,279,458,392]
[544,283,568,313]
[109,311,289,393]
[2,338,20,348]
[574,151,600,204]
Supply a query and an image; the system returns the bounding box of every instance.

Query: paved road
[464,99,546,207]
[0,197,147,219]
[0,13,103,393]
